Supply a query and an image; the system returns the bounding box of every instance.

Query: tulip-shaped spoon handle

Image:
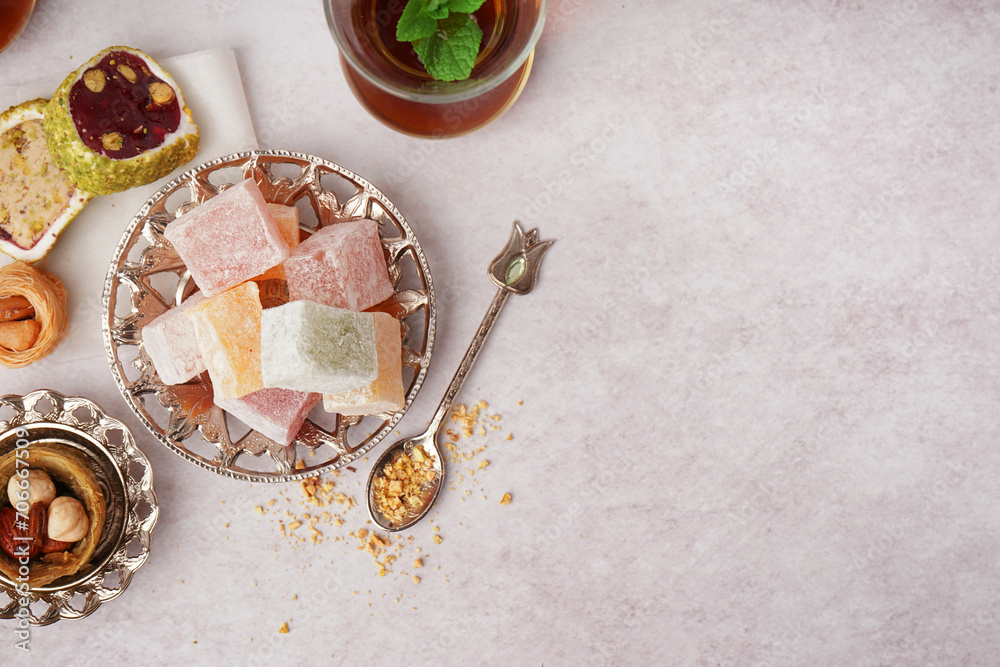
[424,220,555,436]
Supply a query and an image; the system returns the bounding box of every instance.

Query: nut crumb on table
[247,398,515,584]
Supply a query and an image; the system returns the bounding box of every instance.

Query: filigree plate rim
[102,150,436,483]
[0,389,158,625]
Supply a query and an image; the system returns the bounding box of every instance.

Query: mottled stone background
[1,0,998,664]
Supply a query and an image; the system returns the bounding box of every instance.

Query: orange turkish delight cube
[255,203,301,282]
[187,281,264,401]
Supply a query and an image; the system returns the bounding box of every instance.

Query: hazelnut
[83,69,105,93]
[148,82,174,105]
[6,469,56,508]
[117,64,137,83]
[46,496,89,543]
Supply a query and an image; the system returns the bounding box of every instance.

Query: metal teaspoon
[366,221,553,531]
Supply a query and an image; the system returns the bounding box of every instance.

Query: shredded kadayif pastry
[0,261,68,368]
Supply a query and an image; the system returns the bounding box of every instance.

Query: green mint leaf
[412,13,484,82]
[397,0,439,42]
[445,0,487,13]
[425,0,450,19]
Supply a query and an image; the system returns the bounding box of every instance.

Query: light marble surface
[2,0,999,664]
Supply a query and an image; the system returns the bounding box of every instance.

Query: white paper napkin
[0,47,258,371]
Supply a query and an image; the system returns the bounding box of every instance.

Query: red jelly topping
[67,50,181,160]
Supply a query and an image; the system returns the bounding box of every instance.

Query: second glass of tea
[326,0,548,138]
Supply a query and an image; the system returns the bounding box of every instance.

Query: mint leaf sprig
[396,0,488,82]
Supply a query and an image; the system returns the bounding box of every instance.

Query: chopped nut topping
[371,446,437,526]
[83,69,105,93]
[149,81,174,105]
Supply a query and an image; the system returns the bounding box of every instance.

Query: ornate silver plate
[0,390,158,625]
[102,150,435,482]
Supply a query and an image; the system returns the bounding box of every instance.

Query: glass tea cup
[325,0,548,138]
[0,0,36,55]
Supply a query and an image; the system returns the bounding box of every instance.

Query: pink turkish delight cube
[217,387,321,445]
[164,179,289,297]
[285,219,393,311]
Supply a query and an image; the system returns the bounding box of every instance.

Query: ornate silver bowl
[102,150,435,482]
[0,390,158,625]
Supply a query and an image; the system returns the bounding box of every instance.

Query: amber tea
[328,0,547,137]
